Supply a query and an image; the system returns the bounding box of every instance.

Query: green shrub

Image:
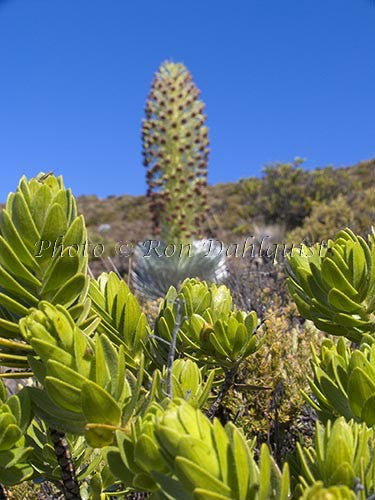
[2,171,375,500]
[238,160,358,232]
[153,278,261,368]
[224,302,322,453]
[0,382,33,485]
[286,228,375,342]
[107,398,291,499]
[303,337,375,426]
[294,418,375,497]
[89,271,151,367]
[0,173,89,375]
[20,301,138,447]
[288,188,375,245]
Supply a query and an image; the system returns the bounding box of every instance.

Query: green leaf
[63,215,86,247]
[1,446,33,469]
[105,447,134,485]
[42,251,80,295]
[30,338,73,366]
[328,288,363,313]
[178,436,220,479]
[45,376,82,413]
[50,273,87,307]
[0,463,34,485]
[174,457,231,497]
[315,367,353,419]
[279,464,290,500]
[258,444,272,500]
[27,387,86,434]
[361,394,375,425]
[0,292,29,316]
[193,489,231,500]
[0,236,41,287]
[0,266,38,306]
[94,335,111,389]
[0,424,22,451]
[152,472,191,499]
[11,192,40,251]
[0,210,39,269]
[47,360,88,390]
[350,241,367,290]
[328,462,354,488]
[135,433,165,473]
[29,182,52,230]
[84,425,115,448]
[348,367,375,418]
[322,257,358,298]
[40,202,67,243]
[230,426,251,499]
[81,380,121,427]
[0,383,6,403]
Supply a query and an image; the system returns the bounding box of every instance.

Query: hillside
[77,158,375,264]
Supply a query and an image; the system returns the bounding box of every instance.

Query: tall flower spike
[142,61,210,241]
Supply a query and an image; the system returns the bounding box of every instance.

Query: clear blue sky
[0,0,374,201]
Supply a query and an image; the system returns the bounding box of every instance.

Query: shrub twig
[167,298,182,399]
[0,484,6,500]
[49,428,81,500]
[206,361,240,420]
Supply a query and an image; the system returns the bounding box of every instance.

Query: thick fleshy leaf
[348,367,375,417]
[81,380,121,427]
[174,457,231,497]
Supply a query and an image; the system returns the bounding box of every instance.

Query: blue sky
[0,0,374,200]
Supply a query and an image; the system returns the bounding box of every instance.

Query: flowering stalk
[142,61,210,241]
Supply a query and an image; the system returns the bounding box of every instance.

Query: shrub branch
[49,428,81,500]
